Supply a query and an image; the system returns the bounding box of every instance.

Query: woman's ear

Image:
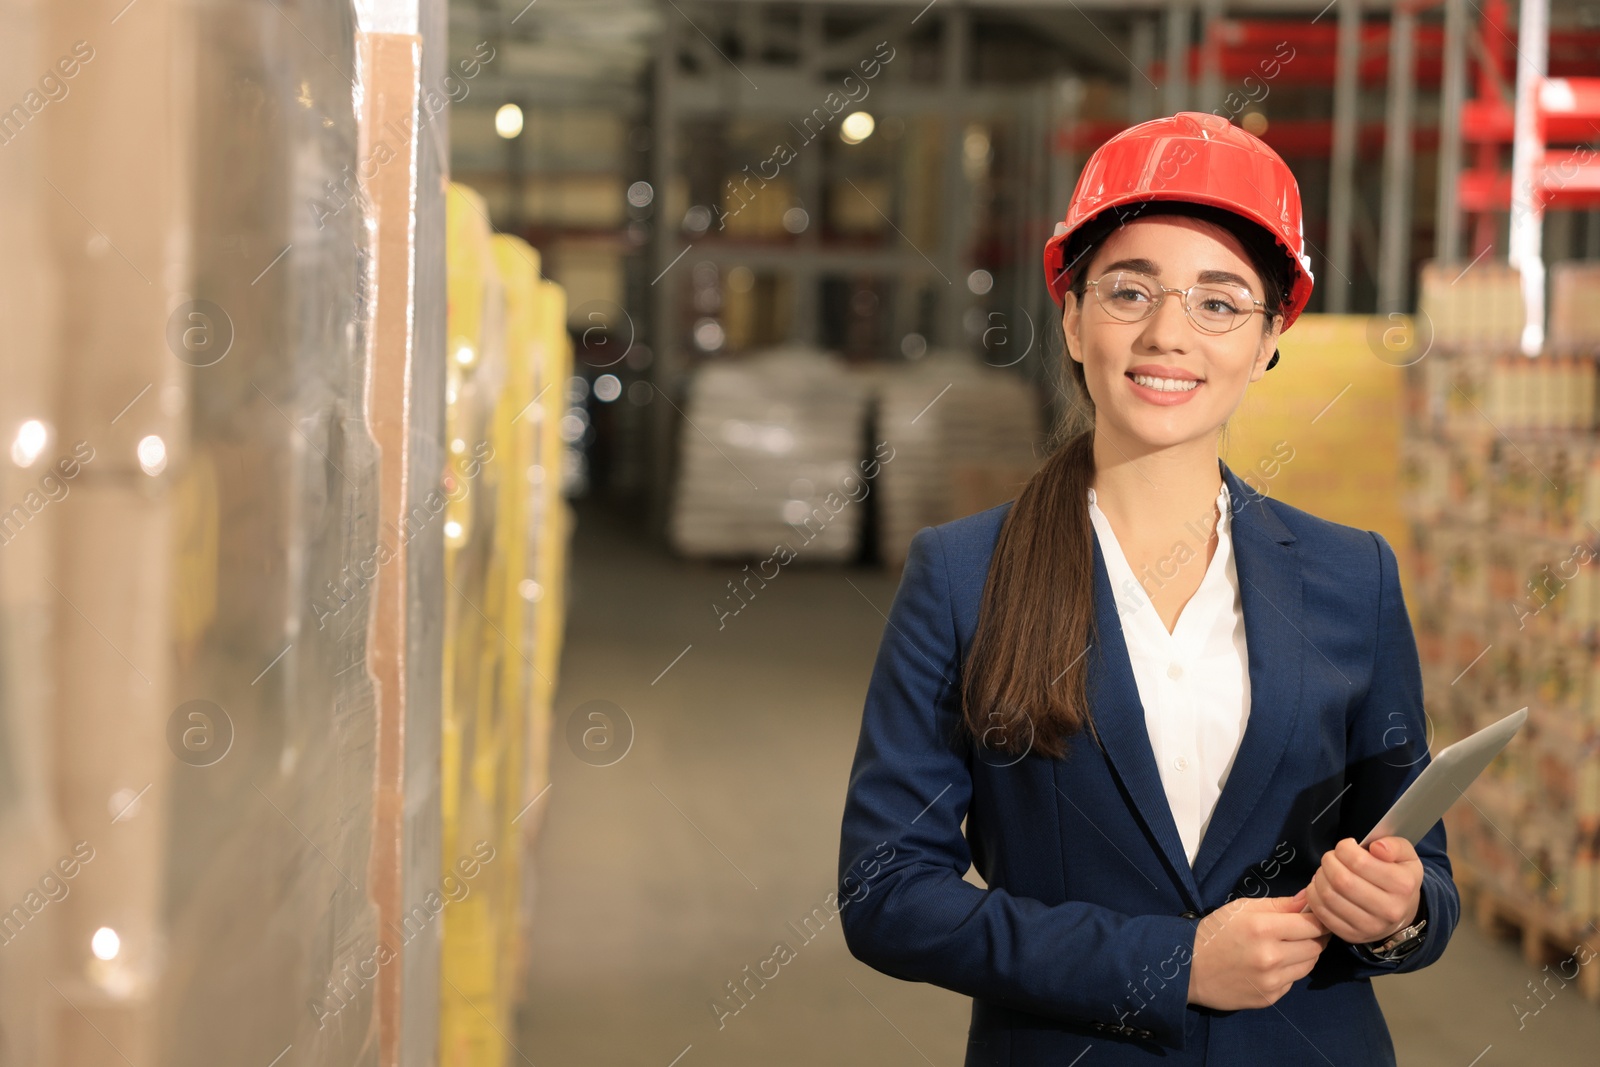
[1062,293,1083,366]
[1250,314,1283,380]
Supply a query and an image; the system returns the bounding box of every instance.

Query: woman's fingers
[1304,875,1370,943]
[1279,933,1325,967]
[1193,885,1349,1012]
[1281,911,1332,940]
[1321,848,1395,917]
[1333,837,1416,899]
[1309,837,1424,940]
[1369,835,1420,865]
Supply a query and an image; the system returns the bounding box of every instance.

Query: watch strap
[1365,917,1427,960]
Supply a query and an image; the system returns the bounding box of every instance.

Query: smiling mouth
[1127,373,1202,392]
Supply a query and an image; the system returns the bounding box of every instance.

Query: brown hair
[960,201,1291,759]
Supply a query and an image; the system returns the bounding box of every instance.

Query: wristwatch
[1363,915,1428,961]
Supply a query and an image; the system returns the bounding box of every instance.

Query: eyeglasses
[1084,270,1267,334]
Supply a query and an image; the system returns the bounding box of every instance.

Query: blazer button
[1180,910,1200,919]
[1138,1028,1155,1039]
[1091,1021,1106,1031]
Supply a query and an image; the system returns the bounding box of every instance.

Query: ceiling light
[840,111,876,144]
[495,103,524,139]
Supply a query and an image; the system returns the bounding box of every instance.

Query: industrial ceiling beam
[1004,9,1151,81]
[700,0,1396,11]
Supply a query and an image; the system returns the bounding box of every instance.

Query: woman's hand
[1186,893,1331,1011]
[1302,836,1424,945]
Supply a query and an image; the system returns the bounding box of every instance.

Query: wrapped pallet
[0,1,450,1064]
[1549,262,1600,356]
[439,182,507,1067]
[437,186,571,1067]
[869,351,1043,568]
[669,345,872,562]
[1417,259,1528,351]
[516,274,574,998]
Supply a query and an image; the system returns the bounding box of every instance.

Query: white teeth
[1130,374,1200,392]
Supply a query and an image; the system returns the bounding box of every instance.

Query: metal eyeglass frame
[1083,270,1269,335]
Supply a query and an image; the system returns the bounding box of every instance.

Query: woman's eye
[1111,287,1150,302]
[1193,289,1243,312]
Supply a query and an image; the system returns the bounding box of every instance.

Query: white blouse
[1087,482,1252,868]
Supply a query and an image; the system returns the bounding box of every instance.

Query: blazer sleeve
[1331,530,1461,977]
[838,525,1200,1051]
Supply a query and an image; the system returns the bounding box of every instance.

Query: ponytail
[961,358,1102,760]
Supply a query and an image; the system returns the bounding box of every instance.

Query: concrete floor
[513,497,1600,1065]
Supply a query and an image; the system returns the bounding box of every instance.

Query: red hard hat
[1042,111,1315,332]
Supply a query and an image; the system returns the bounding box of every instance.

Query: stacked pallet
[0,3,484,1062]
[441,184,575,1065]
[670,345,873,561]
[1403,260,1600,995]
[858,351,1044,568]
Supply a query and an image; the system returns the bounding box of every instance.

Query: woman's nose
[1137,289,1194,349]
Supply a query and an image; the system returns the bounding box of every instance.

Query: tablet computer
[1358,705,1529,847]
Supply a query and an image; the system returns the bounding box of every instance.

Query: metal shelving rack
[644,2,1056,532]
[635,0,1600,527]
[639,0,1355,531]
[1443,0,1600,353]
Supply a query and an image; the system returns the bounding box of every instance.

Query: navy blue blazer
[838,458,1458,1065]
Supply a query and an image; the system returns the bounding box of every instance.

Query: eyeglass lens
[1096,271,1255,333]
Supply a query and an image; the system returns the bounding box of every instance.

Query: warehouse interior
[2,0,1600,1063]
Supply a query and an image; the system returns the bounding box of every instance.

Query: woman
[837,112,1456,1065]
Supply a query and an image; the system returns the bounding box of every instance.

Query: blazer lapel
[1191,460,1303,888]
[1078,459,1304,906]
[1084,523,1204,907]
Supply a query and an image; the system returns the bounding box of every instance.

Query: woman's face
[1062,215,1281,452]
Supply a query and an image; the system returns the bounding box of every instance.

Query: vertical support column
[1508,0,1548,354]
[793,3,824,346]
[1436,0,1468,265]
[1470,0,1510,258]
[1130,18,1158,122]
[737,1,764,61]
[1547,203,1576,264]
[648,10,679,532]
[1050,78,1085,223]
[1042,75,1085,431]
[1327,0,1361,313]
[1013,87,1044,364]
[938,2,971,348]
[1163,1,1189,116]
[1197,0,1224,114]
[1378,1,1416,314]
